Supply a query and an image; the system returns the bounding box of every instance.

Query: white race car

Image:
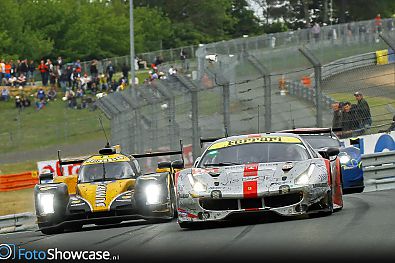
[175,133,343,228]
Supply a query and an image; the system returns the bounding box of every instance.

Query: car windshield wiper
[203,162,241,167]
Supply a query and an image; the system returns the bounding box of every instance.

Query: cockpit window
[198,142,310,167]
[78,161,138,183]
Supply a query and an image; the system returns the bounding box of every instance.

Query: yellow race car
[34,145,184,234]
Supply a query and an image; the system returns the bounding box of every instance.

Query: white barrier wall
[342,131,395,154]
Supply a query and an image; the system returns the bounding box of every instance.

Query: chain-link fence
[96,18,395,172]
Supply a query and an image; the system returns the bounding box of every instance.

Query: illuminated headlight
[187,174,207,192]
[38,193,55,215]
[294,165,315,185]
[193,181,206,192]
[145,184,161,205]
[339,154,351,164]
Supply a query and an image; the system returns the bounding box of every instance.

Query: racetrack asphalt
[3,189,395,263]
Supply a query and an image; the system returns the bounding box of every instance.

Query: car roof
[82,153,133,165]
[210,132,304,144]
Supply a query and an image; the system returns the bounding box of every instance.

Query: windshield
[78,161,136,183]
[198,142,310,167]
[300,135,341,149]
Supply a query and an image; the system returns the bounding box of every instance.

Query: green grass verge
[0,96,110,153]
[0,160,37,175]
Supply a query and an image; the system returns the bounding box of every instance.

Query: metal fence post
[223,82,231,136]
[299,47,323,127]
[191,87,200,160]
[247,55,271,132]
[379,33,395,50]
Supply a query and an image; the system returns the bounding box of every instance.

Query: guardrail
[0,212,36,234]
[0,171,38,192]
[362,151,395,179]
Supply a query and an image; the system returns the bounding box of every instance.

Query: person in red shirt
[37,60,49,86]
[375,13,382,33]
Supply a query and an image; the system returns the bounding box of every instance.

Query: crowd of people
[331,91,372,138]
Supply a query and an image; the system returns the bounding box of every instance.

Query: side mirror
[39,172,54,184]
[171,160,184,169]
[157,161,172,169]
[318,147,339,159]
[327,147,340,157]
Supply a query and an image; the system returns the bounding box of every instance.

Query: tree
[227,0,262,38]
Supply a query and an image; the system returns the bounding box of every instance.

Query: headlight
[187,174,207,192]
[145,184,161,205]
[339,154,351,164]
[294,165,315,185]
[193,181,206,192]
[38,193,55,215]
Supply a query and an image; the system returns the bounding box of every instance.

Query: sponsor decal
[208,136,301,150]
[95,183,107,207]
[84,155,130,165]
[243,164,259,198]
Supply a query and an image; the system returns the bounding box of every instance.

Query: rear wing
[57,150,87,176]
[278,127,342,135]
[199,136,223,148]
[131,140,184,165]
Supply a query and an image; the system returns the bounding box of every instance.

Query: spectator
[38,60,49,86]
[28,60,36,86]
[74,59,81,73]
[90,59,98,80]
[121,63,130,80]
[80,73,91,90]
[59,67,69,92]
[106,61,115,83]
[311,22,321,42]
[339,101,359,138]
[168,65,177,76]
[71,68,81,89]
[386,115,395,132]
[10,59,17,77]
[0,59,4,83]
[4,61,11,81]
[47,87,57,100]
[331,102,342,129]
[8,75,17,86]
[19,59,29,78]
[65,88,76,108]
[1,87,10,101]
[136,56,148,69]
[353,91,372,128]
[99,73,108,91]
[35,98,46,110]
[37,87,46,101]
[180,49,189,71]
[153,56,163,66]
[56,56,63,68]
[134,57,139,71]
[17,73,27,86]
[375,13,382,33]
[66,65,73,88]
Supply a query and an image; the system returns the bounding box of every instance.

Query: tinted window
[300,135,341,149]
[198,142,310,167]
[79,161,137,183]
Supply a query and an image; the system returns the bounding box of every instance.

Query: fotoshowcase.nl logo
[0,243,120,261]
